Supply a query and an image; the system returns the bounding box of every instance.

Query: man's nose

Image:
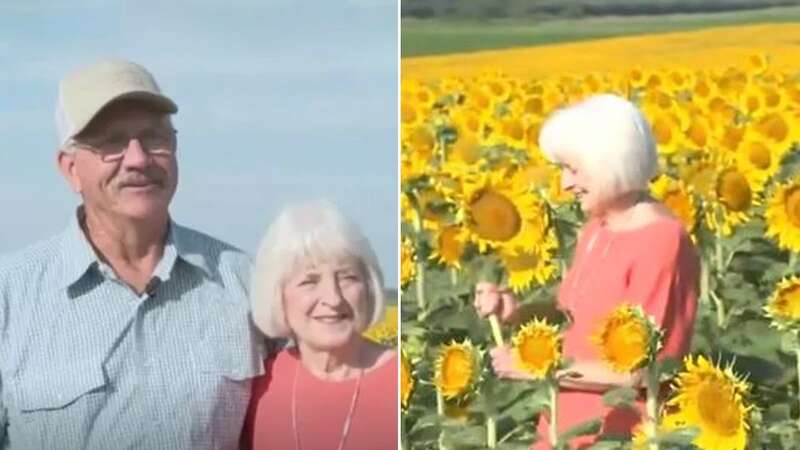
[120,138,151,167]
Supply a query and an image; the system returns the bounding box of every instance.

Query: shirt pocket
[10,359,107,449]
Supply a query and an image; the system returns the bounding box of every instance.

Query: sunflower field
[400,26,800,450]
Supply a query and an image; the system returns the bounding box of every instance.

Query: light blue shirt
[0,210,266,449]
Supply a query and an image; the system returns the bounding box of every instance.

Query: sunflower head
[434,339,482,400]
[511,318,562,379]
[765,277,800,332]
[765,179,800,252]
[400,349,414,410]
[591,304,662,373]
[662,355,752,450]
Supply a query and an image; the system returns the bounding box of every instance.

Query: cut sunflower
[511,318,562,379]
[765,178,800,252]
[764,277,800,332]
[434,339,482,400]
[661,355,752,450]
[591,304,662,373]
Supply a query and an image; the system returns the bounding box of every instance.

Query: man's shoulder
[0,234,67,282]
[171,223,252,275]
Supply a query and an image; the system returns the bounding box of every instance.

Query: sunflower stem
[450,268,458,286]
[411,206,427,319]
[436,390,447,450]
[789,252,798,276]
[487,416,497,448]
[548,379,559,448]
[715,231,724,276]
[489,314,504,346]
[795,346,800,430]
[645,364,660,450]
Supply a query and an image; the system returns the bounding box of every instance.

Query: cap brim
[72,91,178,138]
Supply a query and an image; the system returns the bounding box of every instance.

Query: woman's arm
[556,360,642,392]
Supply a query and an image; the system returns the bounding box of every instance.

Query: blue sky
[0,0,399,285]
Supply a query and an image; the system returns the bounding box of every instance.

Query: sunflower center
[664,190,695,231]
[452,134,481,164]
[759,113,789,143]
[717,170,752,212]
[697,381,742,436]
[438,227,464,262]
[442,350,473,389]
[747,142,771,170]
[785,188,800,228]
[519,334,556,371]
[470,190,522,241]
[605,322,647,370]
[777,284,800,320]
[652,116,673,145]
[503,119,524,142]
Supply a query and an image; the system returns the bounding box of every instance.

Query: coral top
[244,349,398,450]
[535,217,699,449]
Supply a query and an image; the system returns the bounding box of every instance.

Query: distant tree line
[401,0,800,19]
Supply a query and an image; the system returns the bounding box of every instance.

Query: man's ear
[57,149,82,194]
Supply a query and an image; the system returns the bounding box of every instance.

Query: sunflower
[661,355,752,450]
[736,137,782,186]
[650,175,698,233]
[429,224,467,269]
[703,166,756,236]
[434,340,482,400]
[752,111,799,151]
[363,305,397,345]
[511,318,562,379]
[765,179,800,252]
[458,172,549,254]
[400,350,414,409]
[645,107,685,156]
[400,237,417,288]
[591,304,661,373]
[764,277,800,332]
[499,232,558,293]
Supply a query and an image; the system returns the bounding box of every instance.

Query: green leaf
[441,424,486,447]
[766,403,792,423]
[557,419,602,446]
[602,387,638,409]
[779,332,800,354]
[653,427,700,446]
[585,440,628,450]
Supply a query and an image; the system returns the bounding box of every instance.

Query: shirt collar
[59,208,214,290]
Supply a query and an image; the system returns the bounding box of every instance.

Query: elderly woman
[243,201,397,450]
[475,94,699,448]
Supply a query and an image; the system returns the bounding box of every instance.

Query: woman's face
[282,257,370,351]
[559,157,603,215]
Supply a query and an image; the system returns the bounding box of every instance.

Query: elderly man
[0,60,265,449]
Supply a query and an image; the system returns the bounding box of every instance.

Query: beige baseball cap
[55,60,178,147]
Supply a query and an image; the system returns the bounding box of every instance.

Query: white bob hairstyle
[250,200,386,339]
[538,93,658,201]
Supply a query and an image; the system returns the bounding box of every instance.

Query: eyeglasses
[69,128,178,162]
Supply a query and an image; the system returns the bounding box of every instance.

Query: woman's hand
[473,282,520,323]
[488,346,533,380]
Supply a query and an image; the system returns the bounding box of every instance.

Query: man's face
[58,100,178,222]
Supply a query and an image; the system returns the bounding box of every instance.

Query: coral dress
[534,217,699,449]
[244,349,398,450]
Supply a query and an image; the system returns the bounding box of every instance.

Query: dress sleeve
[624,225,699,359]
[239,358,275,450]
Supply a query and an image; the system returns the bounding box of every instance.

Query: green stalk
[645,365,660,450]
[412,205,427,319]
[548,379,559,448]
[487,416,497,448]
[450,267,458,286]
[795,347,800,430]
[437,390,446,450]
[489,314,504,347]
